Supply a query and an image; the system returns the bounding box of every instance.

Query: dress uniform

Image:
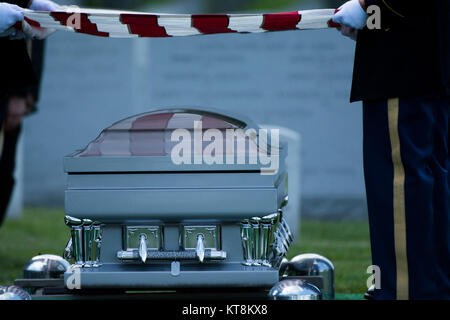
[334,0,449,299]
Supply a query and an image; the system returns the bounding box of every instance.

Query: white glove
[24,0,59,39]
[29,0,60,11]
[0,2,24,34]
[332,0,368,30]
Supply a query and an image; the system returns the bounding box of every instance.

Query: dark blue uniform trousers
[363,95,449,300]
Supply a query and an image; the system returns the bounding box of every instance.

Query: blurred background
[1,0,371,296]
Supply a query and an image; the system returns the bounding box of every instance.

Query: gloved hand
[332,0,367,40]
[29,0,60,11]
[23,0,60,39]
[0,2,24,34]
[333,0,368,29]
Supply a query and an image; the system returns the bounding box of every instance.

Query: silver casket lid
[63,108,287,220]
[64,108,285,173]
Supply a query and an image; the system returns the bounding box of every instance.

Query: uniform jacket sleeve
[364,0,428,28]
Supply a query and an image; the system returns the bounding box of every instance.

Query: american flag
[22,8,339,38]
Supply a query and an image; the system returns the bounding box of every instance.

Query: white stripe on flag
[296,9,335,29]
[88,15,138,38]
[157,16,201,36]
[228,15,265,33]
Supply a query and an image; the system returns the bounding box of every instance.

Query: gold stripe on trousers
[387,97,409,300]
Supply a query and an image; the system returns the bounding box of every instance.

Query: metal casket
[63,108,292,289]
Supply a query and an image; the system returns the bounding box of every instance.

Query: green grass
[0,208,371,299]
[288,219,372,296]
[0,208,68,285]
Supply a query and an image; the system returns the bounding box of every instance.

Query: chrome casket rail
[64,215,103,268]
[240,210,293,268]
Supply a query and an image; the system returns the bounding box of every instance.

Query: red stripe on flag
[47,12,70,25]
[50,12,109,37]
[120,14,169,37]
[328,9,341,28]
[262,11,301,31]
[192,15,236,34]
[24,17,40,28]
